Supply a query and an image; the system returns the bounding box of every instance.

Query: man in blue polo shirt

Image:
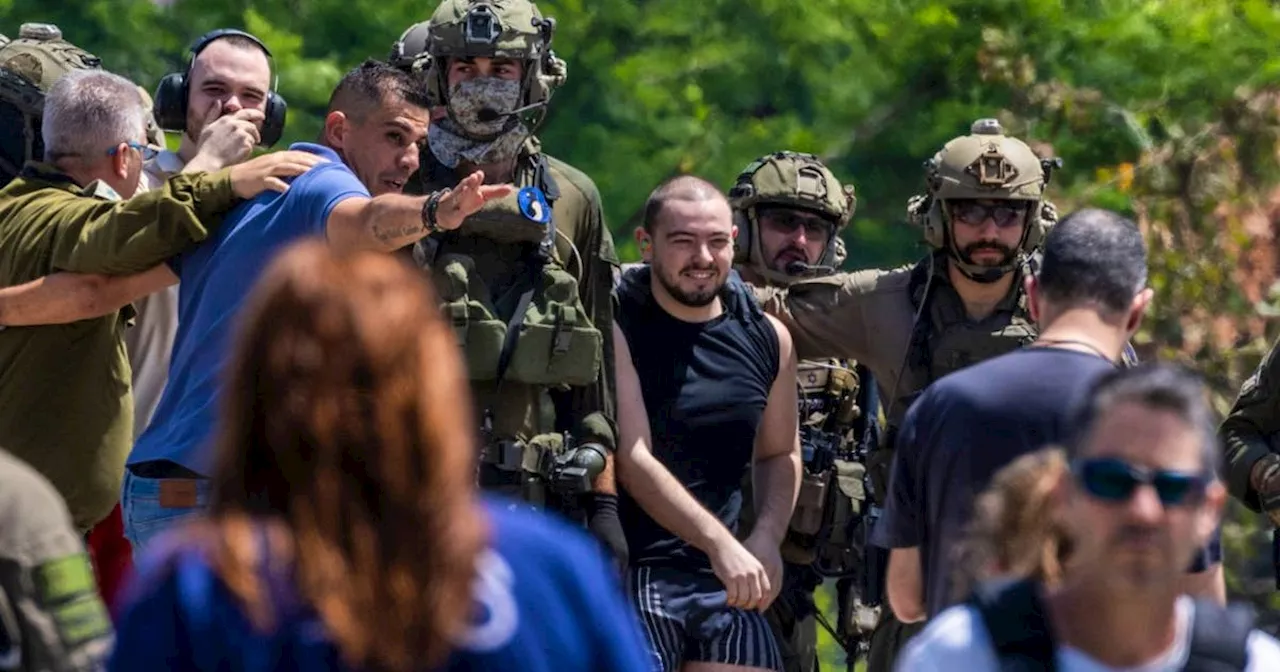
[119,59,512,552]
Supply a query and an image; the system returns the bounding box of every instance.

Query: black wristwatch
[421,188,451,232]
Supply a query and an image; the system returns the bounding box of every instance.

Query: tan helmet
[728,151,856,285]
[913,118,1061,282]
[0,23,101,184]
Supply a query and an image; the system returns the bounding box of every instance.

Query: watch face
[518,186,551,224]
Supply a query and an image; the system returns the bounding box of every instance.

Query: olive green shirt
[754,265,920,426]
[0,163,237,531]
[1219,337,1280,511]
[408,147,620,450]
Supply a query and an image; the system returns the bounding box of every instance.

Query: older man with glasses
[0,67,319,535]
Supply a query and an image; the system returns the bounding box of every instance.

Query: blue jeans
[120,470,211,557]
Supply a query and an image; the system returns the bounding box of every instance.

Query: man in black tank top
[613,176,802,672]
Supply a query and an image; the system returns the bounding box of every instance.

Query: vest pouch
[431,253,507,381]
[459,194,549,245]
[790,470,828,537]
[505,262,602,387]
[811,459,867,576]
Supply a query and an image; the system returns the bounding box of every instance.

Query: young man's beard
[655,262,724,308]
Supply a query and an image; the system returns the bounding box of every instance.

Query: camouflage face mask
[428,77,529,168]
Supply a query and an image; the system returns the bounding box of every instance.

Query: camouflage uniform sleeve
[753,271,874,362]
[46,168,238,275]
[552,186,619,451]
[1220,340,1280,511]
[0,451,113,671]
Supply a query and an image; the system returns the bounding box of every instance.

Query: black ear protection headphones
[152,28,287,148]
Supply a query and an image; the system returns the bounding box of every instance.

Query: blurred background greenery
[7,0,1280,667]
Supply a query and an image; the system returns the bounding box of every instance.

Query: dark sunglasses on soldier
[948,201,1028,228]
[1072,457,1208,507]
[757,207,834,238]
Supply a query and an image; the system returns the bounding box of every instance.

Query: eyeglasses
[758,208,834,238]
[948,200,1028,228]
[1072,457,1208,507]
[107,141,159,162]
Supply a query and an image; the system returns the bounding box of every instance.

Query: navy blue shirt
[879,346,1116,618]
[107,497,653,672]
[614,267,780,573]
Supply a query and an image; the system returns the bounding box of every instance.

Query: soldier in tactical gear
[751,119,1136,671]
[0,23,101,186]
[388,0,626,565]
[1220,338,1280,528]
[729,152,883,672]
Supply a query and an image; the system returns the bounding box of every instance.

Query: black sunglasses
[757,207,835,238]
[1072,457,1208,507]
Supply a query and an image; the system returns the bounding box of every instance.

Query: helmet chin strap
[949,249,1014,284]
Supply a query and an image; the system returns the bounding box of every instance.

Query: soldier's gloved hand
[586,492,628,572]
[193,101,264,169]
[1251,452,1280,527]
[228,151,327,199]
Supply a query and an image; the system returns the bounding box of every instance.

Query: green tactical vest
[413,150,604,450]
[903,253,1037,407]
[739,355,877,578]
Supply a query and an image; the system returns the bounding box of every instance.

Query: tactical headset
[152,28,287,148]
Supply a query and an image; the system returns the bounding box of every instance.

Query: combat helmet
[914,118,1061,282]
[0,23,101,184]
[392,0,566,131]
[728,151,856,285]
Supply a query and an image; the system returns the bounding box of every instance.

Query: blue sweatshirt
[108,497,652,671]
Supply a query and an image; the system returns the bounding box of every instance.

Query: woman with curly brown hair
[948,448,1073,604]
[108,241,651,672]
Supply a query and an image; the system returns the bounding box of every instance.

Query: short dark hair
[642,175,727,233]
[326,59,430,119]
[1066,364,1219,476]
[202,34,270,59]
[1038,208,1147,315]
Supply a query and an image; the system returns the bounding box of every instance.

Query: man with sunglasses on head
[0,68,320,535]
[899,363,1280,671]
[876,209,1225,643]
[752,120,1142,671]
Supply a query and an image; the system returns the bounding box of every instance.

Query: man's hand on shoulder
[228,151,327,200]
[432,170,515,231]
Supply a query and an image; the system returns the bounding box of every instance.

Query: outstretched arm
[0,266,177,326]
[326,170,513,253]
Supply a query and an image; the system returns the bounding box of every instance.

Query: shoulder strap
[969,578,1057,672]
[1183,599,1254,672]
[493,207,559,388]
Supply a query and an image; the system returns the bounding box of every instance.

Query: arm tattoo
[372,221,427,244]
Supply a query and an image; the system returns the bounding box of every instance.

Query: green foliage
[10,0,1280,658]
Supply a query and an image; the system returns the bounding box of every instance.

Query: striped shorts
[628,564,783,672]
